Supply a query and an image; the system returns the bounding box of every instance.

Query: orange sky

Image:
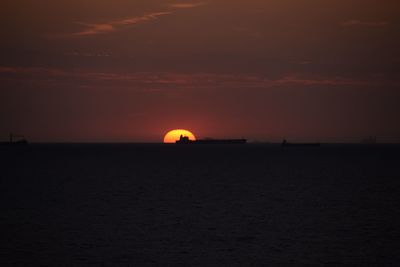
[1,0,400,142]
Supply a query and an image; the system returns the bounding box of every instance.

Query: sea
[1,144,400,266]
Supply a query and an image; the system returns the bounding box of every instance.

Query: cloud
[72,23,115,36]
[57,3,207,38]
[66,12,172,37]
[112,12,172,26]
[2,66,392,90]
[341,20,389,27]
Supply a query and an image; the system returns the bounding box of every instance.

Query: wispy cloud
[58,2,207,38]
[2,66,393,91]
[341,20,389,27]
[65,12,172,37]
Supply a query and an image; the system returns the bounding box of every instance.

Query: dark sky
[1,0,400,142]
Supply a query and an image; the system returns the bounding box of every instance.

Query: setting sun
[163,129,196,143]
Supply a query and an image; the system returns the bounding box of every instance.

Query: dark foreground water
[1,144,400,266]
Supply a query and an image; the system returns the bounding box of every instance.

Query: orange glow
[163,129,196,143]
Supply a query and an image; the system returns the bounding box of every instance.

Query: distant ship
[0,134,28,146]
[176,135,246,144]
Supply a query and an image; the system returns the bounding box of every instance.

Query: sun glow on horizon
[163,129,196,143]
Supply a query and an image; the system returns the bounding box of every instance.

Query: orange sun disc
[163,129,196,143]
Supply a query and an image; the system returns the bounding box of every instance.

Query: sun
[163,129,196,143]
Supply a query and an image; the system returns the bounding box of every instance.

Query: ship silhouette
[0,133,28,146]
[176,135,246,144]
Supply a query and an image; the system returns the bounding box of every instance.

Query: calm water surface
[1,144,400,266]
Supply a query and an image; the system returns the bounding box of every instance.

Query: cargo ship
[176,135,246,144]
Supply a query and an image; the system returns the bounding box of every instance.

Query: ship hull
[176,139,246,144]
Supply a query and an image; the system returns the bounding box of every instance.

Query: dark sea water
[1,144,400,266]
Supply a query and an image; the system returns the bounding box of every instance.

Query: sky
[1,0,399,142]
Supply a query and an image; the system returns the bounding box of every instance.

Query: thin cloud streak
[58,2,207,38]
[0,66,392,90]
[67,12,172,37]
[72,23,115,36]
